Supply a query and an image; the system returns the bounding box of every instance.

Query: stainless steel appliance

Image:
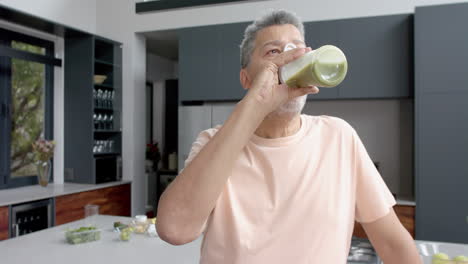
[10,198,53,237]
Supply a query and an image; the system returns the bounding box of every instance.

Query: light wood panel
[55,184,130,225]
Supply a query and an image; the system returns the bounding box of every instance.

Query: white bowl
[94,75,107,84]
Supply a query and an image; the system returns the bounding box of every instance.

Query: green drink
[279,45,348,88]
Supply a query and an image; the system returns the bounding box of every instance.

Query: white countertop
[0,181,132,207]
[1,215,467,264]
[0,215,201,264]
[395,196,416,206]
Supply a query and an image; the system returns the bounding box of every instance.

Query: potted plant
[32,138,55,187]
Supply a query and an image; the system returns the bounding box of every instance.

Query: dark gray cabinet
[415,3,468,243]
[306,14,412,100]
[179,15,412,102]
[337,15,412,99]
[179,26,219,102]
[64,34,122,184]
[179,23,246,102]
[64,34,94,183]
[216,22,249,100]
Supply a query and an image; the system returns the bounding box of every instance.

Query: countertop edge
[0,180,132,207]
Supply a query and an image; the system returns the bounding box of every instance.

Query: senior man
[156,10,421,264]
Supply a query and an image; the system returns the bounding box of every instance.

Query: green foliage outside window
[10,41,46,177]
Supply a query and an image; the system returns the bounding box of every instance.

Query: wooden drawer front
[55,184,131,225]
[0,206,8,240]
[353,205,415,238]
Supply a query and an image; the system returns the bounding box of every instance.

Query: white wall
[0,0,97,33]
[146,54,177,154]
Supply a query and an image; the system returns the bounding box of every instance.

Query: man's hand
[245,47,320,116]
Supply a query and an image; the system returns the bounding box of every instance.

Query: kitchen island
[1,215,467,264]
[0,215,202,264]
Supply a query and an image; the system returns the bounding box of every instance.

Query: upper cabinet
[336,14,413,99]
[178,23,248,102]
[178,15,413,102]
[306,14,413,100]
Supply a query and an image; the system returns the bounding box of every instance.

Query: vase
[37,160,51,187]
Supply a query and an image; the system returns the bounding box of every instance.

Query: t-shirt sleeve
[352,129,396,223]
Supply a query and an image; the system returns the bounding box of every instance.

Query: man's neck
[255,112,302,139]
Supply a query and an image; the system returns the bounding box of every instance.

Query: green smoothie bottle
[279,44,348,88]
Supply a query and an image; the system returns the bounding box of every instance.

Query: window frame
[0,27,55,189]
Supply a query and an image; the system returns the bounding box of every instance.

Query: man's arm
[156,47,317,245]
[362,208,422,264]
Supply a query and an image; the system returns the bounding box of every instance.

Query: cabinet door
[304,20,341,100]
[415,4,468,94]
[211,103,236,126]
[0,206,8,240]
[416,93,468,243]
[338,14,412,99]
[415,3,468,244]
[216,23,249,101]
[179,26,220,102]
[64,35,94,183]
[55,184,131,225]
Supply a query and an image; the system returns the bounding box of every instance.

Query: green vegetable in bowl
[454,256,468,263]
[119,227,132,241]
[114,221,128,230]
[65,226,101,244]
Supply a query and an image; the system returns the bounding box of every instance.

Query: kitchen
[0,0,468,263]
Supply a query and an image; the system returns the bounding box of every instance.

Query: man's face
[244,24,306,83]
[241,24,308,115]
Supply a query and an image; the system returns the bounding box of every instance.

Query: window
[0,28,56,189]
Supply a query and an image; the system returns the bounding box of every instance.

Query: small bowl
[94,75,107,84]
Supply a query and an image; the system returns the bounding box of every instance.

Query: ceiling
[144,29,179,61]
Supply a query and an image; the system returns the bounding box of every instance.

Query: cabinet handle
[12,224,19,237]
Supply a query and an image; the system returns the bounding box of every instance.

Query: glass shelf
[94,59,120,67]
[94,130,121,133]
[94,152,121,157]
[94,107,114,111]
[94,83,114,89]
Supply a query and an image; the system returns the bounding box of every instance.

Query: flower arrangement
[32,138,55,187]
[32,138,55,162]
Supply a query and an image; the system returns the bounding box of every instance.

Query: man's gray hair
[239,10,305,68]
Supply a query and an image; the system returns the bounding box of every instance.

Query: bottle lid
[135,215,147,223]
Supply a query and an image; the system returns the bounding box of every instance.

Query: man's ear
[240,68,251,90]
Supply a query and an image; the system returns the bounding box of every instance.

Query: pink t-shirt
[184,114,396,264]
